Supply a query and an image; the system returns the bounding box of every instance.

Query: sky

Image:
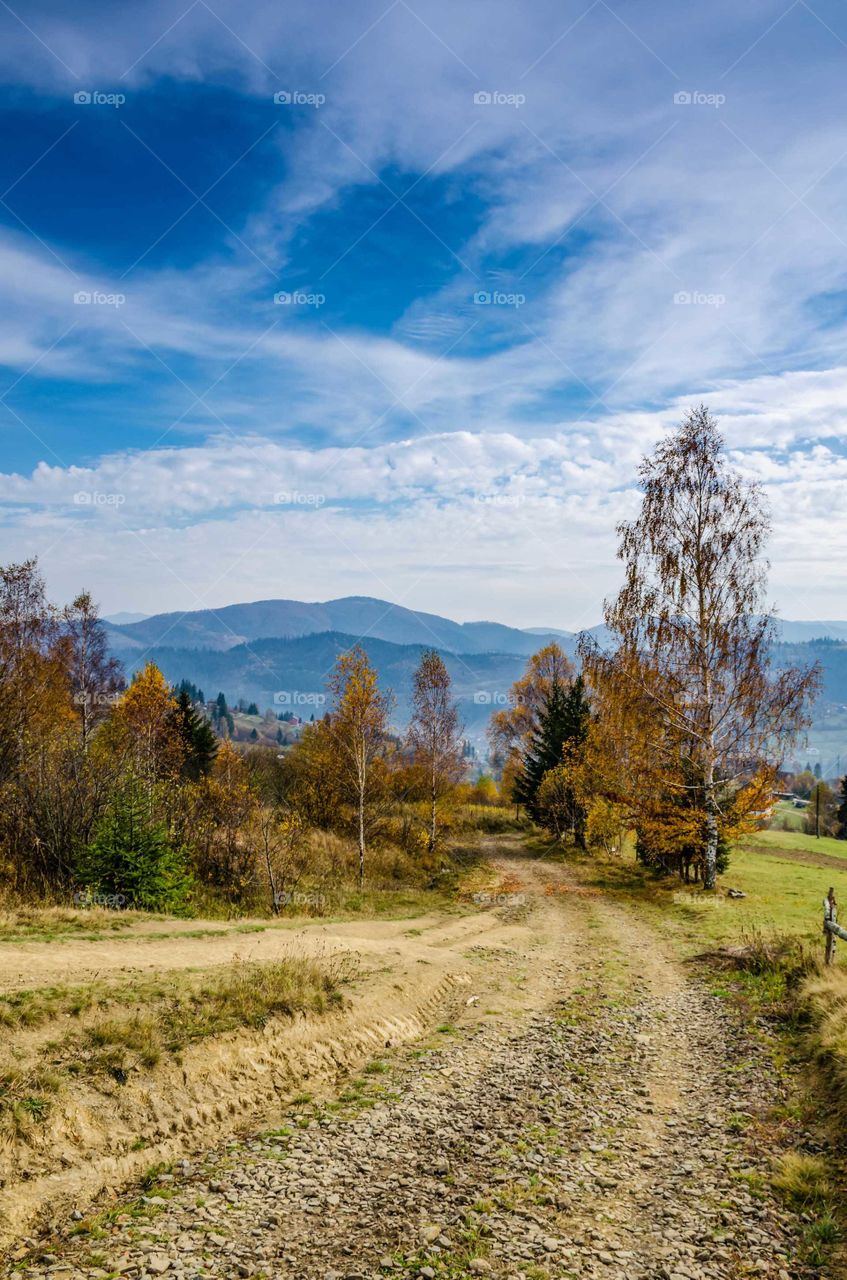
[1,0,847,629]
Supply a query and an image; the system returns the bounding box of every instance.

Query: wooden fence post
[823,887,847,964]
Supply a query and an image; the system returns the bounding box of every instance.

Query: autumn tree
[248,805,310,914]
[805,780,839,839]
[281,717,346,830]
[328,646,394,886]
[582,407,819,889]
[838,776,847,840]
[407,650,465,854]
[791,769,816,799]
[107,662,185,794]
[0,560,66,787]
[0,560,82,891]
[488,643,575,774]
[62,591,123,749]
[187,740,259,902]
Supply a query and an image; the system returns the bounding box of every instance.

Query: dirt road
[2,840,832,1279]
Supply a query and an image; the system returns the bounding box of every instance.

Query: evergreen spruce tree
[177,678,204,704]
[514,676,590,820]
[213,692,234,736]
[172,688,218,780]
[77,776,192,912]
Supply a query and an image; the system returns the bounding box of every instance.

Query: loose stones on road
[4,968,826,1279]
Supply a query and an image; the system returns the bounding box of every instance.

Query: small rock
[145,1256,171,1275]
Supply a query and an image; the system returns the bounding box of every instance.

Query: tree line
[0,568,483,911]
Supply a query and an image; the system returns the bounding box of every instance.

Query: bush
[77,778,192,913]
[772,1152,832,1208]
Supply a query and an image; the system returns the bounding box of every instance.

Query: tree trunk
[357,785,365,888]
[704,764,718,889]
[429,768,437,856]
[264,829,279,915]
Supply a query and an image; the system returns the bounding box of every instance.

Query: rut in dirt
[9,935,827,1280]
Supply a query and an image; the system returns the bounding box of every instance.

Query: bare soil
[1,837,839,1279]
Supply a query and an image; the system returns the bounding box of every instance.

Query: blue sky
[1,0,847,626]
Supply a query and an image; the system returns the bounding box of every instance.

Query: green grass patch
[745,827,847,862]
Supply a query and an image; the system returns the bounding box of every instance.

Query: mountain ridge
[103,595,574,659]
[104,596,847,661]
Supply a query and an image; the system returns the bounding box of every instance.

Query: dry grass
[0,1066,62,1138]
[59,955,350,1077]
[771,1151,842,1264]
[804,963,847,1126]
[0,903,149,942]
[700,926,817,978]
[0,954,352,1137]
[772,1151,833,1207]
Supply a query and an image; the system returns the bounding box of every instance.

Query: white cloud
[1,362,846,622]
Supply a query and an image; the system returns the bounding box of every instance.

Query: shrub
[77,778,192,913]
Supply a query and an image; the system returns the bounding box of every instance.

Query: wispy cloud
[0,0,846,620]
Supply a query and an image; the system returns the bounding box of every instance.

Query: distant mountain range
[118,632,530,735]
[103,612,150,627]
[103,597,847,656]
[102,596,847,752]
[103,596,578,659]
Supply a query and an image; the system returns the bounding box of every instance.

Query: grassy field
[745,825,847,862]
[573,828,847,958]
[771,798,807,832]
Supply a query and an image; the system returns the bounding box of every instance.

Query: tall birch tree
[583,407,819,889]
[328,646,393,886]
[407,650,465,854]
